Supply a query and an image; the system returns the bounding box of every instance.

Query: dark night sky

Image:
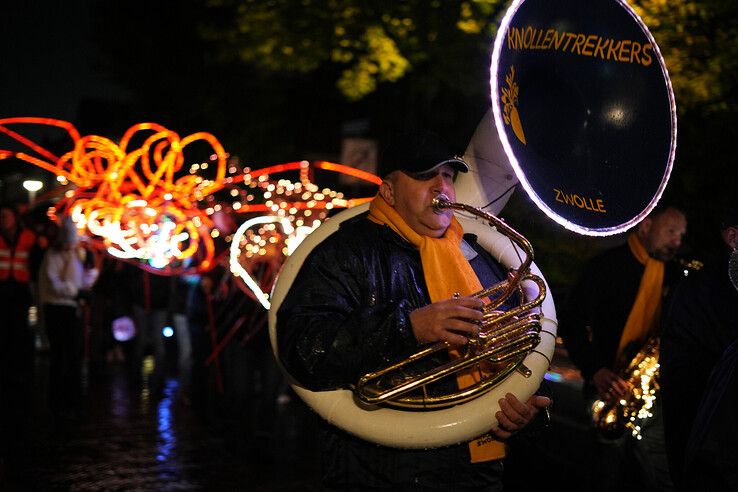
[0,1,128,202]
[1,0,126,121]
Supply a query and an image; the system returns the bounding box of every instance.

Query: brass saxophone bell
[591,399,628,440]
[591,335,660,441]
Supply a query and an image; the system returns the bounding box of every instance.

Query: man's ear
[379,179,395,205]
[637,217,652,240]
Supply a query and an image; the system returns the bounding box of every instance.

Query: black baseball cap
[377,130,469,178]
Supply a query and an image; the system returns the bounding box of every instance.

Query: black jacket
[660,253,738,488]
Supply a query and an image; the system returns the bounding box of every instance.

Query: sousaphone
[268,0,676,448]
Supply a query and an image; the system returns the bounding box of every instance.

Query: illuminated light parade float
[0,117,380,287]
[0,117,381,372]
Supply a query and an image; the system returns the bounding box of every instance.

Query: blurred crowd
[0,201,286,469]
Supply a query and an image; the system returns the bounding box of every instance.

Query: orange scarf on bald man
[368,194,505,462]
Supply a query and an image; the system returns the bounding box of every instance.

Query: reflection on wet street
[2,353,322,491]
[2,346,594,491]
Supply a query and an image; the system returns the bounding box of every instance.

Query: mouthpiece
[432,194,452,211]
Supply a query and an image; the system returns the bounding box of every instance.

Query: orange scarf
[616,233,665,362]
[368,194,505,462]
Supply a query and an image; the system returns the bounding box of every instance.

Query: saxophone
[591,257,703,440]
[591,335,661,440]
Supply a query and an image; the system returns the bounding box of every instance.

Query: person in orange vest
[0,203,40,471]
[0,204,37,284]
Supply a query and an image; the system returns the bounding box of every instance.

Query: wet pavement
[2,351,323,491]
[1,345,595,491]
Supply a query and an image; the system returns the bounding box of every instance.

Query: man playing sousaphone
[277,131,551,490]
[559,204,688,491]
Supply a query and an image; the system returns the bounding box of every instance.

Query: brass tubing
[433,196,534,311]
[357,332,542,408]
[357,329,541,405]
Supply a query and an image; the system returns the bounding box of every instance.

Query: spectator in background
[38,216,98,421]
[171,272,195,405]
[186,210,236,420]
[129,269,171,396]
[27,210,53,352]
[185,264,227,422]
[88,257,133,380]
[0,203,40,468]
[660,203,738,489]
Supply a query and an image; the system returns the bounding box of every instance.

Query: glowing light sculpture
[0,118,381,281]
[227,160,380,307]
[0,117,227,274]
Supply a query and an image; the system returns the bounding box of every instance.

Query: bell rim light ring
[490,0,677,236]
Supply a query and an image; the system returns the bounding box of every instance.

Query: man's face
[0,208,16,233]
[640,208,687,261]
[382,164,457,238]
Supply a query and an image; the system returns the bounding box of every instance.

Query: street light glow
[23,180,43,192]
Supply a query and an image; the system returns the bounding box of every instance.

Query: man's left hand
[490,393,552,440]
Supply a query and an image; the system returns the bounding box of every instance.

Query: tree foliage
[202,0,738,113]
[201,0,504,101]
[633,0,738,113]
